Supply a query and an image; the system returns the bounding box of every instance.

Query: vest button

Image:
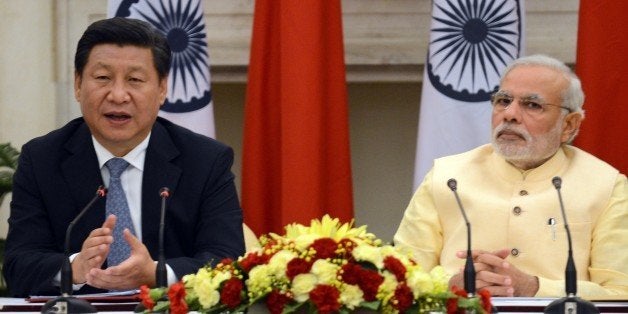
[513,206,522,215]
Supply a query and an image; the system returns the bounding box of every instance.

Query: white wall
[0,0,579,241]
[0,0,57,238]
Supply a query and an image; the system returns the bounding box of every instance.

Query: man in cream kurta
[395,55,628,298]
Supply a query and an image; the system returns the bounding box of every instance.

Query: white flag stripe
[158,105,215,137]
[107,0,215,138]
[413,0,525,190]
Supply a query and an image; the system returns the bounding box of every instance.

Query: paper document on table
[27,289,140,303]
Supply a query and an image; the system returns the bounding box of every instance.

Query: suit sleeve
[2,144,66,297]
[165,145,245,278]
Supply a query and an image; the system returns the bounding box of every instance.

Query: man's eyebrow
[520,94,543,101]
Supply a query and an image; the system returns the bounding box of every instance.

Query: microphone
[156,187,170,288]
[447,178,475,297]
[135,187,171,313]
[42,186,106,314]
[544,177,598,314]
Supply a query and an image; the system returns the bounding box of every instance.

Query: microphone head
[96,186,107,198]
[552,176,562,189]
[159,187,171,198]
[447,178,457,191]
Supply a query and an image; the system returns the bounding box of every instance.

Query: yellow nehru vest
[394,144,628,297]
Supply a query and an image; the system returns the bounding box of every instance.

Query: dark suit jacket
[3,117,245,297]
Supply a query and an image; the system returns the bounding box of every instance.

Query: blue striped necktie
[105,158,136,266]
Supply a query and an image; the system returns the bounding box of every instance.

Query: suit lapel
[60,122,106,239]
[141,121,182,257]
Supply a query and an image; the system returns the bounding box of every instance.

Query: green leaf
[0,172,13,195]
[148,287,166,301]
[151,300,170,312]
[0,143,19,169]
[358,300,381,311]
[0,143,19,197]
[282,301,306,313]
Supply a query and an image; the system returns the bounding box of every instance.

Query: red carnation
[167,281,188,314]
[451,285,468,298]
[340,263,362,285]
[478,288,493,313]
[266,290,293,314]
[358,268,384,301]
[383,256,407,282]
[220,277,244,309]
[139,285,155,311]
[311,238,338,259]
[219,258,234,266]
[239,251,271,273]
[446,297,459,313]
[392,283,414,312]
[309,284,341,314]
[286,258,312,281]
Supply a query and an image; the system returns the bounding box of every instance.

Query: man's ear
[74,71,82,101]
[561,112,583,143]
[158,77,168,106]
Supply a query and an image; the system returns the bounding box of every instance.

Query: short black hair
[74,17,171,79]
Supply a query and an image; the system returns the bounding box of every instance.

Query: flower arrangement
[139,215,491,313]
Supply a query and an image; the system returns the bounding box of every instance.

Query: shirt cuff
[53,253,86,291]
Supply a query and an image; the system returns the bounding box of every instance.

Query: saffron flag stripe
[107,0,215,138]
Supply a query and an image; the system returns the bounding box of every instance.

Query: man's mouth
[497,129,525,141]
[104,113,131,121]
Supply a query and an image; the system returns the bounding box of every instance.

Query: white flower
[268,250,297,280]
[352,243,384,268]
[310,259,340,285]
[291,273,318,302]
[340,284,364,309]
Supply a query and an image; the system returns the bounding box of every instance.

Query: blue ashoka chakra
[427,0,523,102]
[115,0,212,113]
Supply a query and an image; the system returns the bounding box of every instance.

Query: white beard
[491,120,563,169]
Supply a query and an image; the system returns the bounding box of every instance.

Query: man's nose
[107,80,130,104]
[501,100,523,122]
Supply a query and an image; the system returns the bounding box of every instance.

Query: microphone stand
[41,186,106,314]
[544,177,598,314]
[135,187,170,313]
[447,179,476,297]
[155,187,170,287]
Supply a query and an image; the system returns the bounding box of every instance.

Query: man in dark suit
[3,17,244,297]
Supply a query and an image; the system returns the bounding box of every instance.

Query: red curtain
[242,1,354,235]
[574,1,628,174]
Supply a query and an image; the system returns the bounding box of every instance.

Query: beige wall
[0,0,579,241]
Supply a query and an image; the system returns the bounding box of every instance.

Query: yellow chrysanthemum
[377,272,399,306]
[276,214,377,244]
[246,264,273,299]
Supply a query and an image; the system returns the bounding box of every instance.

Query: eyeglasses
[491,92,573,116]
